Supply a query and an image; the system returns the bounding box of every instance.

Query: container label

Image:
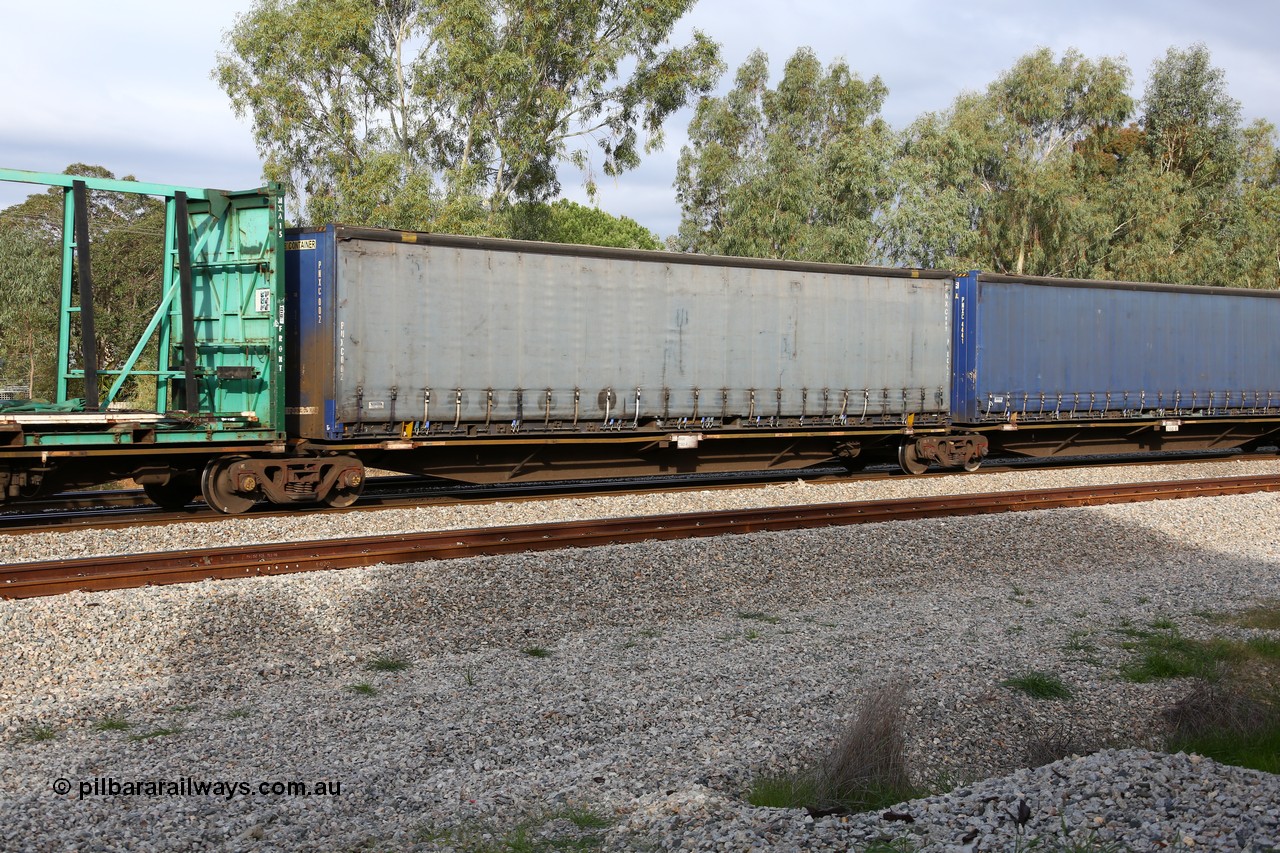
[255,288,271,313]
[285,239,317,251]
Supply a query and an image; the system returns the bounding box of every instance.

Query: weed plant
[1022,722,1094,767]
[1121,628,1273,683]
[128,726,182,741]
[1215,603,1280,630]
[737,611,781,624]
[94,717,132,732]
[749,685,921,815]
[1164,683,1280,773]
[366,655,411,672]
[862,840,918,852]
[1001,671,1073,700]
[1064,630,1100,663]
[412,807,611,851]
[19,726,58,743]
[554,807,611,830]
[1123,607,1280,774]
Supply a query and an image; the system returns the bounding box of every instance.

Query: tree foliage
[506,200,660,249]
[889,47,1134,277]
[1213,119,1280,287]
[0,165,167,401]
[0,221,59,396]
[1143,44,1242,191]
[688,42,1277,289]
[211,12,1277,287]
[216,0,723,230]
[673,48,892,263]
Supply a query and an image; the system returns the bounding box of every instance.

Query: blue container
[952,272,1280,423]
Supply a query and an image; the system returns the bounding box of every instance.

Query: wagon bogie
[898,434,988,475]
[198,453,365,515]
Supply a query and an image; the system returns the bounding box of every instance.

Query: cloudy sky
[2,0,1278,238]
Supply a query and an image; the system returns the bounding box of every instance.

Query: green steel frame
[0,169,286,446]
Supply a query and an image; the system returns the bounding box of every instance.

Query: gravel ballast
[1,462,1279,851]
[4,457,1280,565]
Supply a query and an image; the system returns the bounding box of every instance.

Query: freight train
[3,169,1280,514]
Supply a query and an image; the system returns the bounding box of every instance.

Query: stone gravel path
[1,461,1278,851]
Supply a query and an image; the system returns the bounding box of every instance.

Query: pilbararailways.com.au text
[52,776,341,800]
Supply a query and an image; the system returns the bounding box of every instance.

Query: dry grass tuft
[749,683,919,815]
[817,683,912,807]
[1021,721,1094,768]
[1164,681,1274,739]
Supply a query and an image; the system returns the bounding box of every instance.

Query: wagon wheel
[897,441,929,475]
[200,457,259,515]
[322,478,364,508]
[320,460,365,508]
[143,473,199,511]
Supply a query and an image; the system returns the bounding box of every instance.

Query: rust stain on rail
[4,474,1280,599]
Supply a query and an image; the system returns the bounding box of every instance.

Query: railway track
[2,448,1271,535]
[5,472,1279,599]
[0,468,851,534]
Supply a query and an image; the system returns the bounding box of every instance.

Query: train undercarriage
[0,426,917,514]
[7,412,1279,515]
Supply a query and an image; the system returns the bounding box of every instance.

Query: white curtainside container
[286,226,953,440]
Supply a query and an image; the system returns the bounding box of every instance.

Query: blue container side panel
[965,278,1280,422]
[319,229,339,438]
[285,226,340,439]
[951,272,980,421]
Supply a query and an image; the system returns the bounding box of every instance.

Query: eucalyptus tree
[506,199,660,249]
[0,223,59,397]
[1143,43,1243,193]
[1075,45,1260,286]
[1109,43,1253,285]
[1208,119,1280,288]
[0,165,166,401]
[673,47,894,263]
[890,48,1133,277]
[216,0,723,230]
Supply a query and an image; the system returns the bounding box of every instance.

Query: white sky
[2,0,1278,238]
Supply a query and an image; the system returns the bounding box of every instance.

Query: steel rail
[3,449,1270,535]
[4,474,1280,599]
[0,469,850,534]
